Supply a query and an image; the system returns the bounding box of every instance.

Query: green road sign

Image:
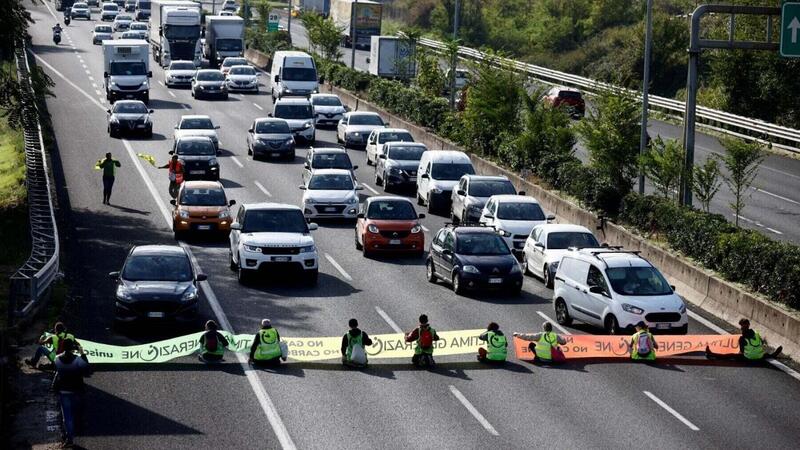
[781,2,800,57]
[267,10,280,33]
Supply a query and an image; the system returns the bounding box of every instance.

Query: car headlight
[350,132,359,137]
[304,197,317,205]
[367,224,379,234]
[285,137,294,145]
[197,85,204,90]
[110,81,118,87]
[496,228,512,237]
[388,167,403,175]
[299,244,316,253]
[621,303,644,315]
[283,87,291,93]
[140,80,148,88]
[462,265,480,274]
[116,285,132,301]
[218,210,230,219]
[181,286,198,302]
[410,225,422,234]
[312,88,318,94]
[303,121,313,129]
[179,210,189,219]
[208,157,218,166]
[510,263,521,274]
[109,116,119,124]
[243,244,260,252]
[347,195,358,204]
[679,303,686,314]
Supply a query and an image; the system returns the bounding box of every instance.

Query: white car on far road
[164,60,196,87]
[129,22,149,39]
[113,13,133,31]
[300,169,363,219]
[310,93,347,127]
[365,128,414,166]
[100,3,119,21]
[173,115,220,151]
[336,111,387,149]
[522,223,599,288]
[92,24,114,44]
[478,195,554,254]
[225,65,259,92]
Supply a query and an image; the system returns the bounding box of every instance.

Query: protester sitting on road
[405,314,441,367]
[706,318,782,362]
[514,322,567,363]
[52,339,90,447]
[341,318,373,367]
[477,322,507,364]
[199,320,229,363]
[26,322,81,369]
[249,319,283,366]
[630,322,657,361]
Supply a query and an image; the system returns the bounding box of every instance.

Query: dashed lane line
[536,311,571,335]
[254,181,272,197]
[361,183,379,195]
[324,253,352,281]
[375,306,402,333]
[448,386,500,436]
[168,91,176,98]
[230,156,244,168]
[253,102,263,110]
[643,391,699,431]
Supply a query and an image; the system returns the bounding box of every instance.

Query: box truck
[368,35,416,78]
[203,15,245,67]
[150,0,202,67]
[330,0,382,49]
[103,39,152,103]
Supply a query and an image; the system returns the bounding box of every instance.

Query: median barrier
[308,80,800,361]
[244,48,270,70]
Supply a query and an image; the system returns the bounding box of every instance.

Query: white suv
[229,203,319,284]
[553,248,688,334]
[522,223,598,288]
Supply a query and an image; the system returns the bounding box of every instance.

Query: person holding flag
[95,153,121,205]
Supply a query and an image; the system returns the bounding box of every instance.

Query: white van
[270,51,318,101]
[416,150,475,214]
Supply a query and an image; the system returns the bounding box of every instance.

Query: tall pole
[448,0,460,109]
[638,0,653,194]
[287,1,292,41]
[351,0,358,69]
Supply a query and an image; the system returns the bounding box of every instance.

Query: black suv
[426,225,523,295]
[173,136,220,181]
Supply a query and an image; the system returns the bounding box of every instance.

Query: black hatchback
[110,245,206,323]
[173,136,220,181]
[426,226,523,295]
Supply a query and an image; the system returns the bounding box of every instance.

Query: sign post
[781,2,800,57]
[267,10,280,33]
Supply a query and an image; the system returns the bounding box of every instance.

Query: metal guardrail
[414,36,800,153]
[8,41,60,324]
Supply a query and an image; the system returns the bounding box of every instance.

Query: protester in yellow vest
[199,320,229,363]
[477,322,508,364]
[26,322,81,369]
[514,322,567,363]
[706,318,782,362]
[630,322,657,361]
[249,319,284,366]
[341,318,373,367]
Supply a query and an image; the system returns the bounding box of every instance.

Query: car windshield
[164,24,200,39]
[216,39,242,52]
[109,61,146,76]
[308,174,353,190]
[137,1,150,8]
[130,23,147,30]
[180,118,213,129]
[255,121,290,133]
[378,131,413,144]
[312,96,341,107]
[96,26,113,32]
[169,62,195,71]
[274,104,312,120]
[197,71,224,81]
[496,202,545,220]
[243,209,308,233]
[456,233,510,255]
[112,102,147,114]
[121,32,142,39]
[74,3,88,7]
[116,14,132,20]
[103,5,118,11]
[546,232,599,250]
[122,254,192,282]
[558,91,582,100]
[180,188,226,206]
[222,58,247,68]
[229,66,255,75]
[469,180,516,197]
[387,145,425,161]
[349,114,383,126]
[367,201,417,220]
[431,163,474,181]
[606,266,673,296]
[282,67,316,81]
[312,153,351,169]
[176,140,215,155]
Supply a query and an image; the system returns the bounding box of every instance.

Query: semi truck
[368,36,416,79]
[330,0,382,49]
[102,40,152,103]
[150,0,202,67]
[300,0,330,16]
[203,15,245,67]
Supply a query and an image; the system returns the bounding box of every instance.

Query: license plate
[136,124,146,128]
[656,323,670,329]
[147,312,165,318]
[125,94,134,98]
[489,278,503,284]
[190,170,204,175]
[197,225,210,230]
[271,256,290,262]
[324,207,336,212]
[271,153,281,157]
[389,239,402,245]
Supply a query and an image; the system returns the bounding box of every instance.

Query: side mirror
[248,128,254,133]
[483,213,494,220]
[456,189,466,196]
[670,285,676,291]
[356,213,365,219]
[274,74,280,83]
[230,222,242,230]
[228,199,236,206]
[104,71,109,78]
[355,185,364,191]
[442,249,453,256]
[308,222,318,231]
[303,162,310,169]
[196,273,208,281]
[421,173,429,179]
[534,242,545,249]
[589,285,605,295]
[352,165,359,170]
[418,213,426,219]
[267,113,273,117]
[108,271,120,280]
[546,214,556,222]
[344,105,351,112]
[148,71,153,78]
[379,154,386,159]
[149,109,154,113]
[215,125,220,129]
[169,199,176,205]
[298,185,307,190]
[518,191,526,196]
[384,121,390,127]
[174,125,179,129]
[106,109,112,114]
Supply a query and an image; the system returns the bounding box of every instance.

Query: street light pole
[638,0,653,195]
[448,0,460,109]
[351,0,358,69]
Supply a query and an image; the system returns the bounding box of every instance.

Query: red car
[542,86,585,118]
[355,196,425,257]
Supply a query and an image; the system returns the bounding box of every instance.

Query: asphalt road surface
[27,2,800,448]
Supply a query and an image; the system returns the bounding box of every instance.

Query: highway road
[26,2,800,448]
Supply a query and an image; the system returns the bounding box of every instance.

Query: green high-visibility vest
[630,331,656,360]
[346,331,366,362]
[535,331,558,361]
[202,332,225,356]
[47,332,76,362]
[255,328,281,361]
[743,331,765,360]
[485,331,507,361]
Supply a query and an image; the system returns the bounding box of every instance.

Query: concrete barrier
[321,82,800,360]
[245,48,271,70]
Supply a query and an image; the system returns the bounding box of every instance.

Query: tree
[415,48,445,97]
[691,157,722,213]
[638,136,683,200]
[717,138,765,227]
[300,12,344,62]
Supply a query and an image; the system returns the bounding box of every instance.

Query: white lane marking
[687,311,726,334]
[643,391,699,431]
[182,104,190,109]
[81,64,87,69]
[85,69,91,75]
[536,311,571,335]
[733,214,783,235]
[361,183,379,195]
[375,306,402,333]
[230,156,244,168]
[253,102,263,110]
[766,227,784,235]
[421,224,429,232]
[168,91,176,98]
[33,45,298,449]
[254,181,272,197]
[448,385,500,436]
[324,253,352,281]
[767,359,800,382]
[95,90,102,96]
[157,80,164,86]
[88,76,94,81]
[754,187,800,206]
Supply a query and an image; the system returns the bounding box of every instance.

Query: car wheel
[229,251,237,271]
[522,259,530,276]
[355,230,363,250]
[555,298,573,326]
[247,145,252,156]
[417,192,424,206]
[450,211,459,224]
[366,152,372,166]
[604,315,621,335]
[543,264,553,288]
[174,230,185,241]
[237,266,250,284]
[427,195,436,213]
[374,170,382,186]
[305,268,318,285]
[426,259,436,283]
[452,272,465,295]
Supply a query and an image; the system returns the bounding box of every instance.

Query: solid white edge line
[535,311,571,335]
[448,385,500,436]
[324,253,352,281]
[34,37,297,449]
[254,181,272,197]
[230,156,244,168]
[643,391,699,431]
[766,227,784,235]
[361,183,379,195]
[754,187,800,206]
[687,310,726,334]
[374,306,402,333]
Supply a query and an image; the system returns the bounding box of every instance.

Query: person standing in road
[199,320,229,363]
[249,319,284,366]
[159,153,184,199]
[52,339,90,447]
[630,322,657,361]
[514,322,567,363]
[405,314,441,367]
[477,322,507,364]
[706,318,782,362]
[96,152,121,205]
[26,322,82,369]
[341,318,373,367]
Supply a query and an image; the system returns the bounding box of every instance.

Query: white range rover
[229,203,319,284]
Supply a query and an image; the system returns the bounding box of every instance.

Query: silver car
[225,65,259,92]
[165,60,195,87]
[92,24,114,44]
[310,93,347,127]
[191,69,228,100]
[70,2,91,20]
[247,118,295,161]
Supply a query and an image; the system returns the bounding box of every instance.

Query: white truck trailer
[103,39,152,103]
[368,35,416,78]
[203,15,245,67]
[150,0,202,67]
